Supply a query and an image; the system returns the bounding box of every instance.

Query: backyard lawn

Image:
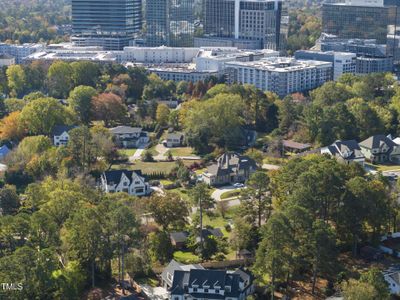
[170,147,196,157]
[173,251,201,264]
[131,160,202,175]
[118,148,137,157]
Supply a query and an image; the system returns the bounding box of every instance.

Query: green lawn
[118,148,137,157]
[376,165,400,172]
[173,251,201,264]
[132,161,176,174]
[160,179,174,185]
[195,168,207,175]
[130,160,201,175]
[170,147,196,157]
[220,190,241,200]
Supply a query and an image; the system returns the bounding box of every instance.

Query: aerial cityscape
[2,0,400,299]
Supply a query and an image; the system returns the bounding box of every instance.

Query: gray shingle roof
[170,231,189,243]
[207,152,257,176]
[52,125,76,136]
[359,134,397,150]
[103,169,143,185]
[109,126,143,135]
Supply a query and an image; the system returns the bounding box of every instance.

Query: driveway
[211,185,244,201]
[154,143,169,161]
[129,143,149,162]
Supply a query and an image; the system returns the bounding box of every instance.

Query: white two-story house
[100,169,151,196]
[109,126,149,148]
[52,125,77,146]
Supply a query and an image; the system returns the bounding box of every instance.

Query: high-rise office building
[322,0,400,62]
[322,0,391,44]
[146,0,195,47]
[202,0,286,50]
[71,0,142,50]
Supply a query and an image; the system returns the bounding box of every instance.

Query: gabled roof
[102,169,143,185]
[327,139,365,160]
[52,125,76,136]
[109,126,143,135]
[167,132,184,140]
[207,152,257,176]
[169,266,254,298]
[283,139,311,150]
[359,134,397,150]
[170,231,189,243]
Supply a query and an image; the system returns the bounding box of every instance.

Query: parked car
[233,183,245,188]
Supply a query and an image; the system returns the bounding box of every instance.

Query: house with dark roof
[109,126,149,149]
[384,265,400,296]
[100,169,150,196]
[202,152,257,186]
[161,260,204,290]
[170,231,189,249]
[170,228,224,249]
[52,125,77,146]
[321,140,365,165]
[165,132,185,148]
[359,135,400,163]
[169,267,254,300]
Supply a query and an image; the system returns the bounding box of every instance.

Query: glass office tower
[322,2,390,44]
[202,0,285,50]
[146,0,195,47]
[71,0,142,50]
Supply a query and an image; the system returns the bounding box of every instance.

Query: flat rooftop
[226,57,332,72]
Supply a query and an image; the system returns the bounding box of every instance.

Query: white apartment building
[294,50,356,80]
[225,57,333,97]
[0,43,44,64]
[117,46,200,63]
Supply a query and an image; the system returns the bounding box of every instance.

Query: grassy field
[129,160,201,174]
[173,251,201,264]
[170,147,196,157]
[118,148,137,157]
[220,190,241,200]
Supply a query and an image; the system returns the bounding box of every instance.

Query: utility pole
[199,193,203,259]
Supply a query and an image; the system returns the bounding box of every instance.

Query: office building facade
[203,0,286,50]
[322,0,391,44]
[146,0,195,47]
[71,0,141,50]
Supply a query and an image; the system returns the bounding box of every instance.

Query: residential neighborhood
[4,0,400,299]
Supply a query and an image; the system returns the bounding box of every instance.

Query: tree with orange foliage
[0,111,25,142]
[91,93,127,127]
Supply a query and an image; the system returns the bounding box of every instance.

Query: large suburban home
[109,126,149,148]
[161,260,204,290]
[359,135,400,163]
[52,125,76,146]
[100,169,150,196]
[383,265,400,296]
[321,140,365,165]
[202,152,257,186]
[169,266,255,300]
[165,132,185,148]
